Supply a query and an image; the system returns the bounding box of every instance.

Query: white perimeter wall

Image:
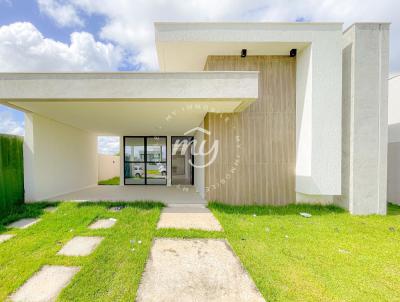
[98,154,120,181]
[388,75,400,204]
[24,113,98,201]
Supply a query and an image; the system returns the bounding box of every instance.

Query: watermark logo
[171,127,219,168]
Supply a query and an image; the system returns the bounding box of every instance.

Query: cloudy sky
[0,0,399,154]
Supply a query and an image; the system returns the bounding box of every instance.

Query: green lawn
[209,202,400,302]
[1,201,400,301]
[0,201,163,302]
[98,176,120,185]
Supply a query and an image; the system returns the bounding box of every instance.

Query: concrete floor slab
[88,218,117,229]
[157,206,222,231]
[0,234,15,243]
[136,239,265,302]
[48,185,205,205]
[10,265,80,302]
[57,236,104,256]
[7,218,41,229]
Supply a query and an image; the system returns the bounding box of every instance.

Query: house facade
[0,22,390,214]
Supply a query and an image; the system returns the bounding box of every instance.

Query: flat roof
[0,71,258,135]
[0,71,257,104]
[155,22,343,71]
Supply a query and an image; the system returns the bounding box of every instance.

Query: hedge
[0,134,24,213]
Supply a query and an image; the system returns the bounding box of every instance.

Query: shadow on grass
[75,200,165,210]
[208,201,346,217]
[0,202,58,232]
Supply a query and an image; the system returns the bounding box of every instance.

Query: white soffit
[0,72,258,135]
[155,22,343,71]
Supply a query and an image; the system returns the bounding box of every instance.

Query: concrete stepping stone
[9,265,80,302]
[44,206,57,213]
[57,236,104,256]
[7,218,41,229]
[0,234,15,243]
[136,238,265,302]
[157,206,222,231]
[89,218,117,229]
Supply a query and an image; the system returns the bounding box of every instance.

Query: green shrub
[0,134,24,212]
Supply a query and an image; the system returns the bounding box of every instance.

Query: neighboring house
[0,22,390,214]
[388,75,400,204]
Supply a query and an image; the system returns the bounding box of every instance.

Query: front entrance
[124,136,167,185]
[171,136,194,185]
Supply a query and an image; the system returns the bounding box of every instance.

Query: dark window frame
[123,136,167,185]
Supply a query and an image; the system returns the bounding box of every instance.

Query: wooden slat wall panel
[204,56,296,205]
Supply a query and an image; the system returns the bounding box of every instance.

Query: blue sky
[1,0,399,153]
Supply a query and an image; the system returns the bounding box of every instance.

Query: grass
[0,201,163,301]
[209,202,400,302]
[1,201,400,301]
[98,177,120,185]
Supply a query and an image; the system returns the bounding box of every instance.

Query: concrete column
[336,23,390,214]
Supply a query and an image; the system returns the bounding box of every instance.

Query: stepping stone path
[44,206,57,213]
[7,218,40,229]
[9,265,80,302]
[89,218,117,229]
[136,238,265,302]
[157,205,222,231]
[57,236,104,256]
[0,234,15,243]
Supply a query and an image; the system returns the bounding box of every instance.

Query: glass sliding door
[124,136,167,185]
[146,137,167,184]
[124,137,145,184]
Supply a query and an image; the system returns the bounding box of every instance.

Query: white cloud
[36,0,400,73]
[0,108,24,136]
[98,136,120,155]
[37,0,83,27]
[0,22,123,71]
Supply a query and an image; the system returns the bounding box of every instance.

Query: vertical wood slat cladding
[204,56,296,205]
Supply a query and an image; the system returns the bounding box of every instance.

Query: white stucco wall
[388,75,400,204]
[295,32,343,197]
[24,113,98,201]
[388,75,400,125]
[98,154,120,181]
[335,23,389,214]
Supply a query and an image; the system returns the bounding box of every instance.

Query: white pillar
[336,23,390,214]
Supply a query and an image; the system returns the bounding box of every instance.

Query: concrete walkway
[136,239,265,302]
[157,205,222,231]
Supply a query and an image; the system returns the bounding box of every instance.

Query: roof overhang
[0,72,258,135]
[155,22,343,71]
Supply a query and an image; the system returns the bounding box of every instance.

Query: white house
[0,22,390,214]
